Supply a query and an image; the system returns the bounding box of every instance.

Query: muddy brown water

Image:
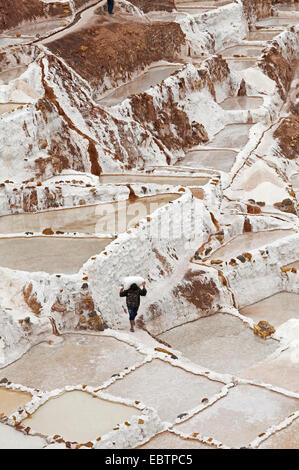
[98,64,183,106]
[21,391,141,443]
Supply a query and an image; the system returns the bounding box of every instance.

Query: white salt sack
[121,276,145,290]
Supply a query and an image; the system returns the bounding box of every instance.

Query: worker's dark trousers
[107,0,114,14]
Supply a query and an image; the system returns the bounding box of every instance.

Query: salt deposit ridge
[0,0,298,450]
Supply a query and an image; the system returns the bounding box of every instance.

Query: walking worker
[120,281,147,332]
[107,0,114,15]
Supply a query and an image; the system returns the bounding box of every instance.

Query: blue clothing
[128,306,139,321]
[107,0,114,14]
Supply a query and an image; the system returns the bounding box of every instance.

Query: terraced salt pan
[158,314,278,375]
[175,384,299,448]
[257,17,299,27]
[0,37,32,47]
[105,359,224,422]
[177,149,237,172]
[258,418,299,449]
[275,4,299,12]
[99,174,210,186]
[286,260,299,270]
[203,124,252,149]
[176,0,232,6]
[21,391,141,443]
[0,67,28,84]
[0,194,179,235]
[220,45,264,58]
[219,96,263,110]
[240,292,299,328]
[226,59,257,72]
[291,173,299,189]
[138,431,211,449]
[208,229,295,261]
[5,19,69,37]
[0,237,113,274]
[0,103,25,114]
[0,387,32,417]
[246,30,281,41]
[0,423,46,449]
[227,160,290,205]
[239,346,299,394]
[98,64,183,106]
[0,334,145,391]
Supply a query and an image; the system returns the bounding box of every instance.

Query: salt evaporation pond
[257,17,299,27]
[275,4,299,12]
[207,229,295,261]
[98,64,183,106]
[240,292,299,327]
[0,67,28,84]
[0,334,145,391]
[21,391,141,443]
[0,387,32,417]
[0,193,179,235]
[157,313,278,375]
[203,124,252,149]
[221,45,264,57]
[0,423,46,449]
[99,174,210,186]
[8,18,68,37]
[138,431,211,449]
[0,237,113,274]
[246,30,281,41]
[219,96,263,110]
[258,419,299,449]
[175,384,299,448]
[226,58,257,72]
[105,359,224,423]
[177,149,237,172]
[0,103,25,115]
[176,0,232,7]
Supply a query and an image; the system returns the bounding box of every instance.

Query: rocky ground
[0,0,298,450]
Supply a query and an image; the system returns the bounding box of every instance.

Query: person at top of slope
[107,0,114,15]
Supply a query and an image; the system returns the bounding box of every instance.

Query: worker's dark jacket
[120,286,147,309]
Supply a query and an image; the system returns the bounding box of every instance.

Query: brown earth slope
[47,21,185,93]
[0,0,67,33]
[129,0,176,13]
[274,110,299,161]
[241,0,272,28]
